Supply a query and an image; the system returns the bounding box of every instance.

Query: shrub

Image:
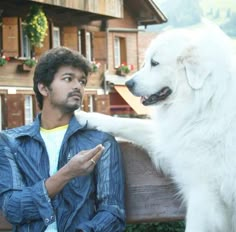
[125,221,185,232]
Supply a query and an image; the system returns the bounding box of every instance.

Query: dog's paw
[74,110,89,127]
[74,110,109,130]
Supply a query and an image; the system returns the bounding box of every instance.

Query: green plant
[24,5,48,48]
[91,60,101,72]
[115,63,134,75]
[0,55,10,66]
[23,57,37,68]
[125,221,185,232]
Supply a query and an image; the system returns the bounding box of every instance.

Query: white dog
[75,20,236,232]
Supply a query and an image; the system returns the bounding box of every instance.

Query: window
[21,24,31,58]
[78,30,82,53]
[88,95,94,112]
[114,36,127,68]
[86,31,92,61]
[53,27,60,48]
[81,94,95,112]
[24,95,33,125]
[0,21,2,54]
[114,37,121,67]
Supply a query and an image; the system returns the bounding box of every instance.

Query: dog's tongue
[142,94,160,106]
[140,96,146,104]
[140,87,172,106]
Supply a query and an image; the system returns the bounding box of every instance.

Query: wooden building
[0,0,166,129]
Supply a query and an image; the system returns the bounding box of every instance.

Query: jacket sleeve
[0,134,55,226]
[78,135,126,232]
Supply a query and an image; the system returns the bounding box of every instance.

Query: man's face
[46,66,87,113]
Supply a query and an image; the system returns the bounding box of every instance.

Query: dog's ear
[180,46,213,90]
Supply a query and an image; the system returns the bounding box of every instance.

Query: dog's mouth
[141,87,172,106]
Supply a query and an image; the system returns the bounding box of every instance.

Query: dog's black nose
[126,79,135,91]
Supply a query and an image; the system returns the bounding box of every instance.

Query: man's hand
[64,144,104,178]
[45,144,104,198]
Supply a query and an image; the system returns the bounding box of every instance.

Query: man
[0,47,126,231]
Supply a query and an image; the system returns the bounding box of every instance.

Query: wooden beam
[28,0,123,18]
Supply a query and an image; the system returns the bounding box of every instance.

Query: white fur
[75,20,236,232]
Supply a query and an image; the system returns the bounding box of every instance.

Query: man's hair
[33,47,92,110]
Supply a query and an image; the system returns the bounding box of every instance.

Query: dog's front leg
[185,187,228,232]
[74,110,154,150]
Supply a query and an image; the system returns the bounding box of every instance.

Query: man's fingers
[91,145,105,163]
[82,144,105,163]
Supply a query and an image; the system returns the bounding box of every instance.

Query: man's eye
[79,79,87,86]
[64,76,72,82]
[151,59,159,67]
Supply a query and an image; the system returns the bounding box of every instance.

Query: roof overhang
[125,0,167,26]
[0,0,122,26]
[114,85,149,115]
[28,0,123,18]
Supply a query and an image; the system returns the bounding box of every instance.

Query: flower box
[86,72,103,88]
[115,63,134,76]
[18,63,33,72]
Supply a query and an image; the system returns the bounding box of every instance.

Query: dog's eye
[151,59,159,67]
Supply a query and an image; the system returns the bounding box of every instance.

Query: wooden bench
[0,141,185,230]
[120,141,185,223]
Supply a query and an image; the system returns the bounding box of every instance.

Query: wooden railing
[0,141,185,230]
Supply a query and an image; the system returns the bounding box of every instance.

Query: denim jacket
[0,114,126,232]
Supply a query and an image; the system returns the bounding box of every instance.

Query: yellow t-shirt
[40,125,68,232]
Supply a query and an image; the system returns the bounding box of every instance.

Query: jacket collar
[12,113,87,140]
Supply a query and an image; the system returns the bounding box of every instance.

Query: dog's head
[126,23,232,107]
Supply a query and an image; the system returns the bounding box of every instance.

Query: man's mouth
[141,87,172,106]
[69,92,81,99]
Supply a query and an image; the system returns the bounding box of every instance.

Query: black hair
[33,47,92,110]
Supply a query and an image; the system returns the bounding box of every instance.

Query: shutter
[92,31,106,63]
[62,26,78,50]
[4,94,25,129]
[2,17,19,57]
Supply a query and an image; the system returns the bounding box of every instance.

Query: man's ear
[38,83,49,96]
[179,46,213,90]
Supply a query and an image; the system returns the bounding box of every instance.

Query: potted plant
[24,5,48,50]
[115,63,134,76]
[91,60,101,72]
[87,60,103,87]
[0,55,10,67]
[24,57,37,68]
[19,57,37,71]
